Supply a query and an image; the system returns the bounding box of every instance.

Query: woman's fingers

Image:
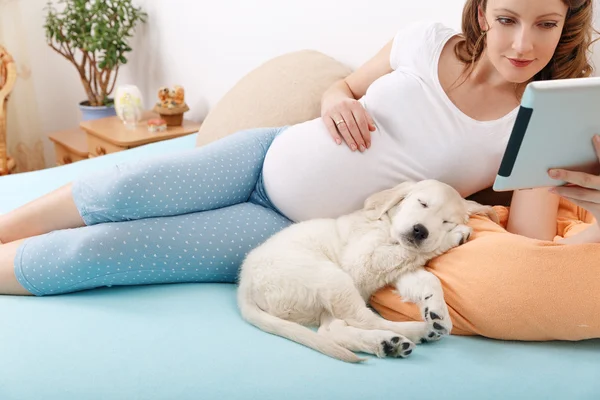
[322,99,377,151]
[332,114,358,150]
[551,185,600,203]
[549,168,600,190]
[593,134,600,161]
[340,110,366,151]
[323,116,343,145]
[366,111,376,132]
[549,135,600,222]
[351,105,373,149]
[548,135,600,189]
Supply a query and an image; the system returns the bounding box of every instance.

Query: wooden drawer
[87,134,128,157]
[54,143,87,166]
[48,128,90,166]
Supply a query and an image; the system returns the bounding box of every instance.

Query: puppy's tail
[238,292,364,363]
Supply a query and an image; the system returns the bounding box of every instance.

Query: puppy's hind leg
[318,314,414,358]
[237,279,364,363]
[320,270,429,345]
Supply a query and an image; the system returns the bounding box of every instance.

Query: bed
[0,133,598,400]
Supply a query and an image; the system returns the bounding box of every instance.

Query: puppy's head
[363,180,497,253]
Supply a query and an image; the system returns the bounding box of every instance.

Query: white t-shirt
[262,21,519,222]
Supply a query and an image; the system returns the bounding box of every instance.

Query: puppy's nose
[411,224,429,242]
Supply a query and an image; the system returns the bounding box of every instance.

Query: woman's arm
[506,188,560,240]
[545,135,600,244]
[321,39,394,151]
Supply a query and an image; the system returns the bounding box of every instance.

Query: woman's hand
[548,134,600,241]
[321,97,376,152]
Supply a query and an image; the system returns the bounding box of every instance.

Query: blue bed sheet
[0,134,598,400]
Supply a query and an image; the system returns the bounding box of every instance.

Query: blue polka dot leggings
[13,127,293,296]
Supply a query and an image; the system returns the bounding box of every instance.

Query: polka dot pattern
[15,203,291,296]
[72,127,285,225]
[14,127,292,296]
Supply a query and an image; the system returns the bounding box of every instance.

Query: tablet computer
[493,76,600,192]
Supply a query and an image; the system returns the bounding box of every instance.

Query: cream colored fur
[237,180,496,363]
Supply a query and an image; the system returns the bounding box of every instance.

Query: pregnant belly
[262,117,402,222]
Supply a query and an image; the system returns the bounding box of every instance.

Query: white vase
[115,85,144,129]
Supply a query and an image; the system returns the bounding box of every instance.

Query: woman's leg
[0,185,83,244]
[0,127,285,243]
[10,202,292,296]
[0,240,32,295]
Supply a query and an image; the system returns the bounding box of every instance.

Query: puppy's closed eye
[443,221,458,230]
[419,200,428,208]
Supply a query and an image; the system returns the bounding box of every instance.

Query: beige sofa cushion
[195,50,352,147]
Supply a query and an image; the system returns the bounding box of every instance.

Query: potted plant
[44,0,147,121]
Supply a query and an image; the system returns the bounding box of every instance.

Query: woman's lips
[508,58,534,68]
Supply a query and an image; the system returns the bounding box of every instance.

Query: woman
[0,0,597,310]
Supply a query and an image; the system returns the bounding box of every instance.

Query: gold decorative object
[152,85,189,126]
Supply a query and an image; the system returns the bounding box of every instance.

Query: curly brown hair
[455,0,598,82]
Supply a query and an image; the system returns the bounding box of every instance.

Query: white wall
[1,0,599,168]
[119,0,468,121]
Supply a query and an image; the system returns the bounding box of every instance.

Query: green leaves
[44,0,147,106]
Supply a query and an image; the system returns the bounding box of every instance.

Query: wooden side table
[47,111,202,166]
[47,128,89,166]
[80,111,201,158]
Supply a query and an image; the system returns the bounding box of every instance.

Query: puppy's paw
[450,224,472,247]
[378,335,415,359]
[365,330,415,358]
[419,294,453,342]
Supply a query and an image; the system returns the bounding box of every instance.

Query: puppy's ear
[464,200,499,224]
[364,181,415,220]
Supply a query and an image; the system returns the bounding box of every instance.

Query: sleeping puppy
[237,180,497,363]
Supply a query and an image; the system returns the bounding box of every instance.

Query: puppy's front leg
[368,243,409,274]
[395,268,452,341]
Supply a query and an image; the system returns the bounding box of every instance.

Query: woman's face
[479,0,568,83]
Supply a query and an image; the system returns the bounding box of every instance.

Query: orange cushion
[370,199,600,341]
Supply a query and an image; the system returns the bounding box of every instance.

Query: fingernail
[549,169,559,178]
[351,144,357,151]
[359,145,366,152]
[335,138,342,145]
[595,135,600,144]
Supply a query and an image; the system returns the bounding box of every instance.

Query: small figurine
[172,85,185,106]
[153,84,189,126]
[157,87,171,108]
[147,118,167,133]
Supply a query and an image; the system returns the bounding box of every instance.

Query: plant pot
[79,100,117,121]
